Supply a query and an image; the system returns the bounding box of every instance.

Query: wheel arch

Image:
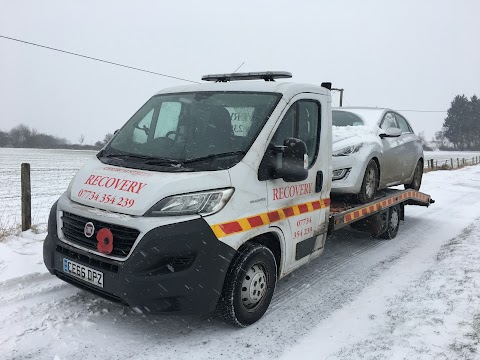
[371,156,381,188]
[240,232,283,277]
[408,156,424,182]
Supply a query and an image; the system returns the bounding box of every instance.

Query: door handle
[315,171,323,193]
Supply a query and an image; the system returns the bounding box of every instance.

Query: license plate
[63,258,104,288]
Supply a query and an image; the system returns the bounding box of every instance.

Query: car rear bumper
[43,202,236,315]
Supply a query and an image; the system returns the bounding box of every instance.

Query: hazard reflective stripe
[342,191,430,224]
[211,198,331,239]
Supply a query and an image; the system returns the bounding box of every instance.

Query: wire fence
[424,156,480,170]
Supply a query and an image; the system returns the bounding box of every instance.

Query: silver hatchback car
[331,107,424,203]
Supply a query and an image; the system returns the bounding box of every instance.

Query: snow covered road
[1,165,480,359]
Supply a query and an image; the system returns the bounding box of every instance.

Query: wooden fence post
[21,163,31,231]
[450,158,453,168]
[435,160,438,169]
[430,159,434,169]
[457,158,460,168]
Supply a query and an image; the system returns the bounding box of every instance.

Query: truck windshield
[103,92,281,171]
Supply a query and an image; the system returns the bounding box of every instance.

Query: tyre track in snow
[1,166,480,360]
[0,273,70,305]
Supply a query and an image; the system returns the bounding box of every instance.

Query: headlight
[332,168,350,180]
[332,144,363,157]
[145,188,234,217]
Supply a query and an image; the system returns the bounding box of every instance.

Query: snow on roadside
[0,231,47,283]
[281,219,480,360]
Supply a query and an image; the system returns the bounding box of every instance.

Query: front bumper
[43,202,236,314]
[331,155,368,194]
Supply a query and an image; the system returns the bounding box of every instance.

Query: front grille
[61,212,140,258]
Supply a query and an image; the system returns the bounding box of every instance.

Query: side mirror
[380,127,402,138]
[276,138,309,182]
[114,129,119,135]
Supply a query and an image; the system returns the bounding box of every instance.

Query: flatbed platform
[329,189,434,233]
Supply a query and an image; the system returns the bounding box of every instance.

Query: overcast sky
[1,0,479,144]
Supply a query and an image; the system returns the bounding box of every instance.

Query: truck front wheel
[216,243,277,327]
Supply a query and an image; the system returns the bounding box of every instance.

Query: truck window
[272,100,321,167]
[106,92,281,170]
[132,109,154,144]
[225,107,254,137]
[153,102,182,138]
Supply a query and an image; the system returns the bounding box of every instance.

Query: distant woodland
[0,124,113,150]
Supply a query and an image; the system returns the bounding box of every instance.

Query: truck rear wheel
[216,243,277,327]
[381,205,400,239]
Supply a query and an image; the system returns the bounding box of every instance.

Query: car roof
[333,106,390,113]
[332,107,390,126]
[155,81,330,102]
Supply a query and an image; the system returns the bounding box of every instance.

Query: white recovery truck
[43,72,434,326]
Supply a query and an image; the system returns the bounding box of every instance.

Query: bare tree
[103,133,114,143]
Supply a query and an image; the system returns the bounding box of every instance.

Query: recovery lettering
[273,183,313,200]
[84,175,147,194]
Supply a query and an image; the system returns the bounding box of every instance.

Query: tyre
[381,205,400,239]
[405,160,423,191]
[216,243,277,327]
[358,160,379,204]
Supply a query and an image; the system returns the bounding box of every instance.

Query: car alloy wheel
[405,160,423,191]
[365,167,376,199]
[358,160,379,204]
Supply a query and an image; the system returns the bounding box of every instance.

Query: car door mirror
[380,127,402,138]
[275,138,309,182]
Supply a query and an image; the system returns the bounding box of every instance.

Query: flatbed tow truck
[43,72,434,327]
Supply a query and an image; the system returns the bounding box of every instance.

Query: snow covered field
[0,148,96,232]
[0,152,480,359]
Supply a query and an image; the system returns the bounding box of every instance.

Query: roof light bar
[201,71,292,82]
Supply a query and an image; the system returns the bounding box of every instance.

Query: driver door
[263,95,330,275]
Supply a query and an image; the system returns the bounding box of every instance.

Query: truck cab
[43,72,337,326]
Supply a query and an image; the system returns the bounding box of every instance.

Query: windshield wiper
[104,153,153,160]
[104,153,182,166]
[183,151,247,164]
[144,157,183,166]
